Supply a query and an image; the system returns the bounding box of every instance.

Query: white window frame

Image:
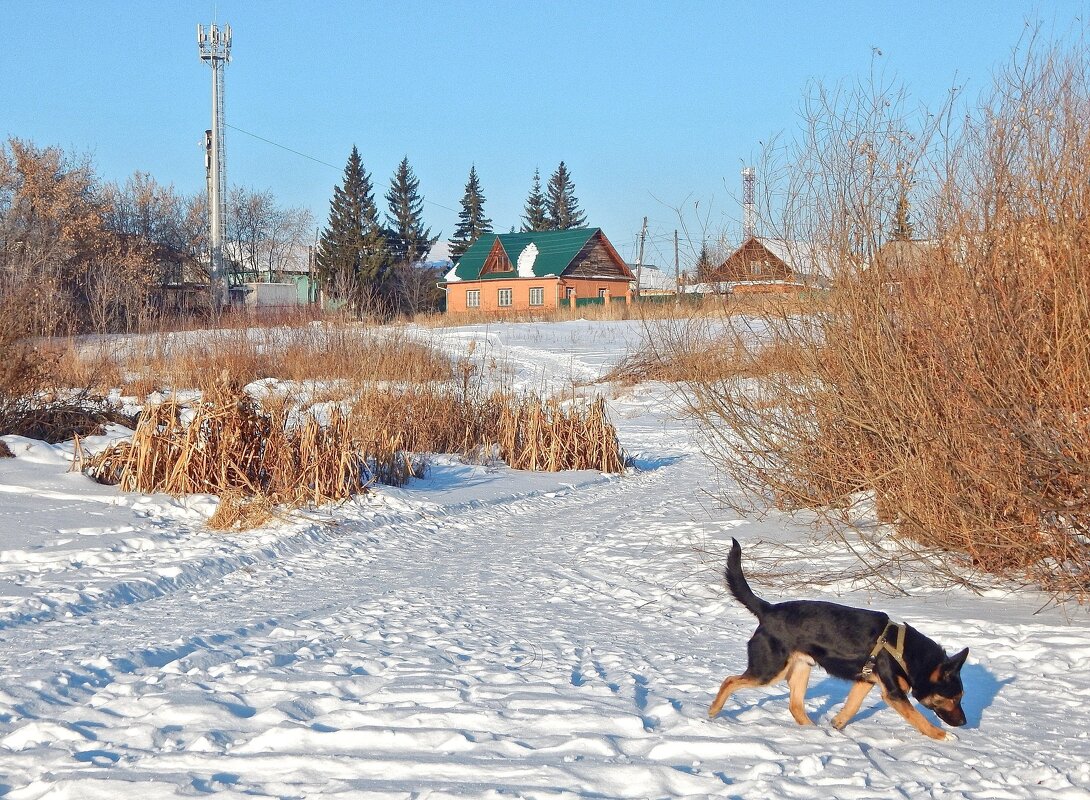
[529,287,544,306]
[466,289,480,308]
[497,288,513,307]
[598,288,608,299]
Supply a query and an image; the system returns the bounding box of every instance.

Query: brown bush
[678,36,1090,599]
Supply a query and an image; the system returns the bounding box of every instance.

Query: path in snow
[0,320,1088,798]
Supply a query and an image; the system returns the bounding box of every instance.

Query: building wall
[242,282,303,308]
[446,278,561,313]
[445,276,633,313]
[558,277,631,303]
[730,282,806,295]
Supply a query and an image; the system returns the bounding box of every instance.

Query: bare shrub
[678,37,1090,599]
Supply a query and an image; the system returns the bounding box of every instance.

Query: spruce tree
[546,161,587,230]
[695,241,714,280]
[450,165,492,262]
[385,156,436,265]
[521,169,549,232]
[892,191,914,241]
[315,146,391,308]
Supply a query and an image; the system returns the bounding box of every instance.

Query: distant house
[700,236,832,294]
[872,239,943,298]
[442,228,634,313]
[629,263,677,296]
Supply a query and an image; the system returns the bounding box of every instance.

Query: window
[529,287,544,306]
[598,288,608,299]
[498,288,513,307]
[466,289,480,308]
[566,287,576,300]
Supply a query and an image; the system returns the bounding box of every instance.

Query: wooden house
[702,236,832,294]
[442,228,634,313]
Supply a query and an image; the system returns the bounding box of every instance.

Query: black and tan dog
[709,539,968,740]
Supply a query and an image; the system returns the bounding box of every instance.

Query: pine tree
[546,161,587,230]
[450,165,492,262]
[521,169,549,232]
[315,146,391,307]
[385,156,436,265]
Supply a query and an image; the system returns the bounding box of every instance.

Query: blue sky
[1,1,1085,267]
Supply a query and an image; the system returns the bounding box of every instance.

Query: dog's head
[917,647,969,726]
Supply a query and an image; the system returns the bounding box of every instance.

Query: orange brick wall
[558,278,632,303]
[446,279,560,313]
[445,278,634,313]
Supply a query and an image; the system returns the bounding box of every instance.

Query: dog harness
[860,620,908,678]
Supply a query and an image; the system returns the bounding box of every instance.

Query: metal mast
[742,166,756,240]
[198,22,232,311]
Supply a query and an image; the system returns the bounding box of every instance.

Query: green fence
[574,297,605,308]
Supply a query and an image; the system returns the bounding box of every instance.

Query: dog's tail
[726,538,771,619]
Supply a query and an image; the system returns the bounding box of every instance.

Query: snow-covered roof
[755,237,834,282]
[627,263,677,292]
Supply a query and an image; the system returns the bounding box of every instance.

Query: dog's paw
[940,730,958,742]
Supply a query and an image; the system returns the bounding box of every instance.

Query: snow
[1,319,1089,798]
[517,243,539,277]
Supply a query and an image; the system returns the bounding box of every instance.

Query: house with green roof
[442,228,634,314]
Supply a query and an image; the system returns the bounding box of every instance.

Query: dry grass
[496,394,625,472]
[82,381,626,530]
[83,386,377,529]
[53,323,453,397]
[606,316,815,386]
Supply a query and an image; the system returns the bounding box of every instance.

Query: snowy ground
[1,319,1088,799]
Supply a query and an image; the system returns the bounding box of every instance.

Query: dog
[708,539,968,740]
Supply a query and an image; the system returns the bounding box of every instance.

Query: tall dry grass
[671,37,1090,599]
[56,323,453,397]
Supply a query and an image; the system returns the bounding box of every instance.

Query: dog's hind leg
[831,680,874,730]
[708,674,759,718]
[786,654,815,726]
[709,629,790,719]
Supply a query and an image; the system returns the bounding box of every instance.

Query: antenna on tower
[742,166,756,240]
[198,22,232,313]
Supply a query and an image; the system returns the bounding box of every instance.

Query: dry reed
[84,387,375,526]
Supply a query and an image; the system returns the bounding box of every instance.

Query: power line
[224,122,460,214]
[226,123,341,170]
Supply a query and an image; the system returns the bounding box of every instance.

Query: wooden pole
[674,229,680,305]
[634,216,647,300]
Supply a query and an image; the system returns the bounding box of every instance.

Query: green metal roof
[450,227,601,281]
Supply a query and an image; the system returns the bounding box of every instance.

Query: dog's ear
[944,648,969,674]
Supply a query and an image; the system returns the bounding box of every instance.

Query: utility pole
[634,216,647,300]
[674,229,680,305]
[198,22,232,315]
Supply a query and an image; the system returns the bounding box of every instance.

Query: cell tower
[741,166,756,240]
[198,22,232,311]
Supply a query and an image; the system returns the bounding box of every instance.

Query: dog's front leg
[880,687,948,740]
[831,680,873,730]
